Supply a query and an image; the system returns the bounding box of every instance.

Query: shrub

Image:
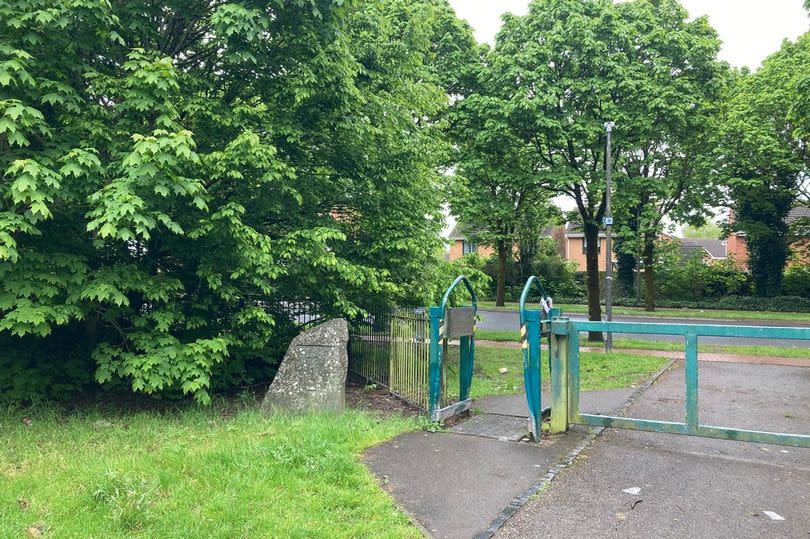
[481,238,583,301]
[658,254,751,301]
[783,264,810,297]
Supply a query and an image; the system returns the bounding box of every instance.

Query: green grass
[448,346,668,399]
[0,403,422,538]
[584,337,810,360]
[478,300,810,322]
[475,329,810,360]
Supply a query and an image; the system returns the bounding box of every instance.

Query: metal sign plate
[445,307,475,339]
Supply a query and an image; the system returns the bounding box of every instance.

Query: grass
[447,346,668,399]
[474,329,810,360]
[478,300,810,322]
[0,403,423,538]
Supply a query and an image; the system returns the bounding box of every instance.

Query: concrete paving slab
[364,429,591,539]
[449,414,529,441]
[497,361,810,538]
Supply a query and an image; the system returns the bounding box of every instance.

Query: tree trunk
[643,233,656,311]
[496,239,507,307]
[584,222,603,342]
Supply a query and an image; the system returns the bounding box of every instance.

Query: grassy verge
[0,404,422,538]
[448,346,668,399]
[475,329,810,360]
[478,300,810,322]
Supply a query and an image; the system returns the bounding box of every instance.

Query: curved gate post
[428,275,477,421]
[519,276,557,441]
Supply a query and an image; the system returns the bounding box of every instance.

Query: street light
[603,121,615,353]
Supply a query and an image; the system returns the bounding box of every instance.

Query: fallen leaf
[17,497,29,511]
[26,526,42,538]
[615,512,626,521]
[21,417,32,427]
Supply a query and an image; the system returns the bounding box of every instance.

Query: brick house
[726,206,810,270]
[446,224,495,261]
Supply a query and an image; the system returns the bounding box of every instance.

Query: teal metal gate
[428,275,477,421]
[548,318,810,448]
[518,276,561,441]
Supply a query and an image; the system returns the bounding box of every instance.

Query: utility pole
[603,122,615,353]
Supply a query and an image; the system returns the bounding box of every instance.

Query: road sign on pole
[603,122,615,353]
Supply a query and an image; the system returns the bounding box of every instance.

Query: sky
[448,0,810,70]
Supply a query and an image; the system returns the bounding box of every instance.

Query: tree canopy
[469,0,727,328]
[0,0,465,402]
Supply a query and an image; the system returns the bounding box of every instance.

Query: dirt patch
[345,381,423,418]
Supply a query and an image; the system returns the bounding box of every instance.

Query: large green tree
[0,0,459,402]
[716,33,810,296]
[483,0,725,336]
[448,74,555,307]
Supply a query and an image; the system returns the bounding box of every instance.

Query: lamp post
[603,122,615,352]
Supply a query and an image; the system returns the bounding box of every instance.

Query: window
[462,241,478,255]
[582,238,601,255]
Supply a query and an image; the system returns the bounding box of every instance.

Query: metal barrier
[549,318,810,448]
[428,275,477,421]
[518,276,561,441]
[347,275,478,421]
[348,307,431,409]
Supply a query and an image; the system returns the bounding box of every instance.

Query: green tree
[716,34,810,296]
[0,0,461,402]
[683,223,723,239]
[483,0,725,335]
[449,83,556,306]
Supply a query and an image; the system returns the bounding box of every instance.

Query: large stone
[261,318,349,414]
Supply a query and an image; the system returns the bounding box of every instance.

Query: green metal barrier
[518,276,561,441]
[549,319,810,448]
[428,275,477,421]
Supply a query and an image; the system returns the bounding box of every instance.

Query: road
[478,309,810,348]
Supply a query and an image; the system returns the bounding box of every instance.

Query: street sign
[603,217,613,226]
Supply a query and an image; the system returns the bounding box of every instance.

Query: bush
[425,254,491,307]
[556,295,810,313]
[658,255,751,301]
[783,265,810,297]
[481,238,584,302]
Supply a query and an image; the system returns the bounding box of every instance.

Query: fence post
[550,318,570,434]
[428,306,443,421]
[523,309,542,441]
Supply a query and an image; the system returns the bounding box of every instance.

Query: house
[556,223,610,272]
[446,224,495,261]
[678,238,729,263]
[727,205,810,269]
[446,222,609,272]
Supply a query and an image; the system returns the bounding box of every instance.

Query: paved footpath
[499,361,810,538]
[365,359,810,538]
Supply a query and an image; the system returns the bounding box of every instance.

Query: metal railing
[348,307,432,410]
[549,319,810,448]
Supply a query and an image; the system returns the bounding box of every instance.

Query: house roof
[679,238,727,259]
[448,223,468,241]
[564,221,607,238]
[787,206,810,223]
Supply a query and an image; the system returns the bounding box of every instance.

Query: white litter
[763,511,785,521]
[622,487,642,495]
[780,450,789,454]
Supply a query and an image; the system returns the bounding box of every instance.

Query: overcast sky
[448,0,809,70]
